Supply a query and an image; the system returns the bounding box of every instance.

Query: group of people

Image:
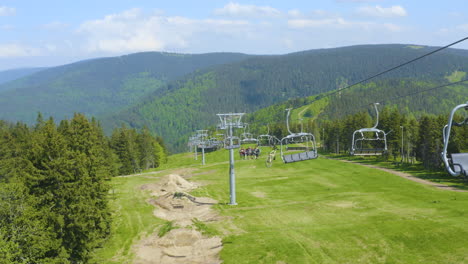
[239,146,260,160]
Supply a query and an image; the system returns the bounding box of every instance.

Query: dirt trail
[133,174,223,264]
[337,159,467,192]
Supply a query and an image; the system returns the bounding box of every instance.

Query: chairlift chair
[224,136,241,149]
[257,125,274,146]
[441,102,468,178]
[280,108,318,163]
[350,103,389,156]
[240,123,259,145]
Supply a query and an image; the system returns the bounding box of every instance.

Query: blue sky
[0,0,467,70]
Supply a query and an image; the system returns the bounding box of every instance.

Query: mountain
[0,52,250,123]
[102,44,468,152]
[0,67,47,87]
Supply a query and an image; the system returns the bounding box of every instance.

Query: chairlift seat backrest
[352,148,386,156]
[287,146,309,151]
[450,153,468,176]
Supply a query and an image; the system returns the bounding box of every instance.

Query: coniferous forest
[0,114,166,263]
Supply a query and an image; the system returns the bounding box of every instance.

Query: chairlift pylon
[350,103,389,156]
[280,108,318,163]
[441,101,468,178]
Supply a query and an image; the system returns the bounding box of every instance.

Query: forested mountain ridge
[102,44,468,152]
[0,52,250,123]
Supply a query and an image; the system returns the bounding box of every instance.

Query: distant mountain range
[0,44,467,152]
[0,52,249,123]
[0,67,47,87]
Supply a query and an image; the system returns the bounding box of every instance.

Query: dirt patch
[337,159,467,192]
[134,228,222,264]
[149,194,219,227]
[133,174,223,264]
[140,174,198,197]
[170,168,197,178]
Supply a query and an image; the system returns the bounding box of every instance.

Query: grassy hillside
[0,52,249,123]
[103,45,468,152]
[93,148,468,263]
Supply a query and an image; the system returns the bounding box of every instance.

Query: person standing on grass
[254,147,260,159]
[240,148,245,159]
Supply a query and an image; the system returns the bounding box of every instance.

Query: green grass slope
[0,52,249,123]
[95,148,468,263]
[103,45,468,152]
[91,175,166,263]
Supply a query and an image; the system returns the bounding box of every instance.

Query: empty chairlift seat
[282,151,318,163]
[441,101,468,178]
[280,108,319,163]
[450,153,468,176]
[350,103,389,156]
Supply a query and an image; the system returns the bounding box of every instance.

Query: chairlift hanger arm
[371,103,380,129]
[285,108,293,135]
[452,117,468,127]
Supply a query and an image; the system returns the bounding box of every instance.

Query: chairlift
[224,136,241,149]
[350,103,389,156]
[217,113,244,150]
[441,102,468,178]
[240,123,259,145]
[257,125,275,146]
[208,137,223,149]
[280,108,318,163]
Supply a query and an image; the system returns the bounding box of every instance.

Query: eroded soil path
[336,159,467,192]
[133,174,223,264]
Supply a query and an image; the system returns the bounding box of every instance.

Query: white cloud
[77,8,252,54]
[288,17,405,34]
[287,9,302,18]
[214,2,281,18]
[0,6,15,16]
[357,5,407,18]
[0,44,39,57]
[288,17,372,29]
